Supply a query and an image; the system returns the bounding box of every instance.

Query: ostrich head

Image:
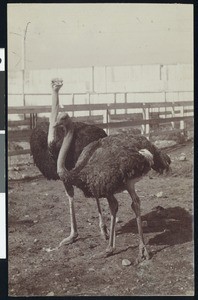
[53,112,72,130]
[51,78,63,92]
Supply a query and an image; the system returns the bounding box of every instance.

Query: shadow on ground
[117,206,193,246]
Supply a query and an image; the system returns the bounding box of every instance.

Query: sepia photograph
[7,3,194,296]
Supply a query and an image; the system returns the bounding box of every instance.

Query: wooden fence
[8,100,193,157]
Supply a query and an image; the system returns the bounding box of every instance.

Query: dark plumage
[56,113,171,260]
[30,121,107,180]
[68,135,152,198]
[67,133,171,198]
[29,78,107,247]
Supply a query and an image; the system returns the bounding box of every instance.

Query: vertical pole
[103,105,110,135]
[180,105,185,130]
[30,113,32,129]
[92,66,95,93]
[171,101,175,129]
[22,22,31,120]
[114,93,116,115]
[35,113,38,127]
[88,93,91,116]
[21,36,26,120]
[141,105,145,135]
[72,94,74,117]
[145,106,150,137]
[141,104,150,137]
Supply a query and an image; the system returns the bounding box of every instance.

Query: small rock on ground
[46,291,55,296]
[155,191,164,198]
[122,259,131,266]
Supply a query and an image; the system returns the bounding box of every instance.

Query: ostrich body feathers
[68,133,171,198]
[30,121,107,180]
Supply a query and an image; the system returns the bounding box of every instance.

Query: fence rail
[8,100,193,157]
[8,101,193,114]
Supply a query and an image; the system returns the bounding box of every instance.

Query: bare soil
[8,141,194,296]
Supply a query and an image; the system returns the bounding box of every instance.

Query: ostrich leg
[59,183,78,246]
[106,195,118,255]
[127,181,150,262]
[95,198,109,240]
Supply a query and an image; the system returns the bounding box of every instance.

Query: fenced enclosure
[8,63,193,159]
[8,98,193,157]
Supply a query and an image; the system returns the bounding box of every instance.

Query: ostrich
[54,113,171,261]
[30,79,107,245]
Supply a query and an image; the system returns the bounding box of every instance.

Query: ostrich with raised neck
[55,113,171,261]
[30,79,107,245]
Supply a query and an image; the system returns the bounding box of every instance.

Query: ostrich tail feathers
[152,149,171,174]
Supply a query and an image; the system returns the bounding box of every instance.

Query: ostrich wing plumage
[30,121,107,180]
[68,134,154,198]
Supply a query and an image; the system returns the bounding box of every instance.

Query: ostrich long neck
[57,124,74,174]
[48,90,59,146]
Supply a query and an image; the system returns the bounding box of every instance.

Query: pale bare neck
[48,90,60,145]
[57,124,74,174]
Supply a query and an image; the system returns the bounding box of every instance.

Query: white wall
[8,64,193,119]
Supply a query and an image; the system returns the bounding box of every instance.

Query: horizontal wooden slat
[8,120,30,127]
[8,101,193,114]
[71,115,103,122]
[8,109,193,129]
[8,114,193,156]
[8,115,193,140]
[8,149,30,156]
[8,104,108,114]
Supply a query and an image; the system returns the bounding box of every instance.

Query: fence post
[103,104,110,135]
[180,105,185,130]
[171,102,175,129]
[35,113,38,128]
[114,93,116,115]
[141,105,145,135]
[141,104,150,137]
[30,113,32,129]
[88,93,91,116]
[145,106,150,137]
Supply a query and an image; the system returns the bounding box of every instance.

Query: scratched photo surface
[8,3,193,296]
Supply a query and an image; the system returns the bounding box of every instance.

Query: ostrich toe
[136,245,150,263]
[59,233,78,247]
[105,246,115,256]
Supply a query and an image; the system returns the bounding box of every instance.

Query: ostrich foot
[105,246,115,257]
[100,225,109,240]
[59,233,78,247]
[136,245,150,263]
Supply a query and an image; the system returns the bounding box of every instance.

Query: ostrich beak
[53,121,63,128]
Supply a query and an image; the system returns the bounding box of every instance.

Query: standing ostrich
[54,112,171,261]
[30,79,107,245]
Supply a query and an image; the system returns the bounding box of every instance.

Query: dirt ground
[8,141,194,296]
